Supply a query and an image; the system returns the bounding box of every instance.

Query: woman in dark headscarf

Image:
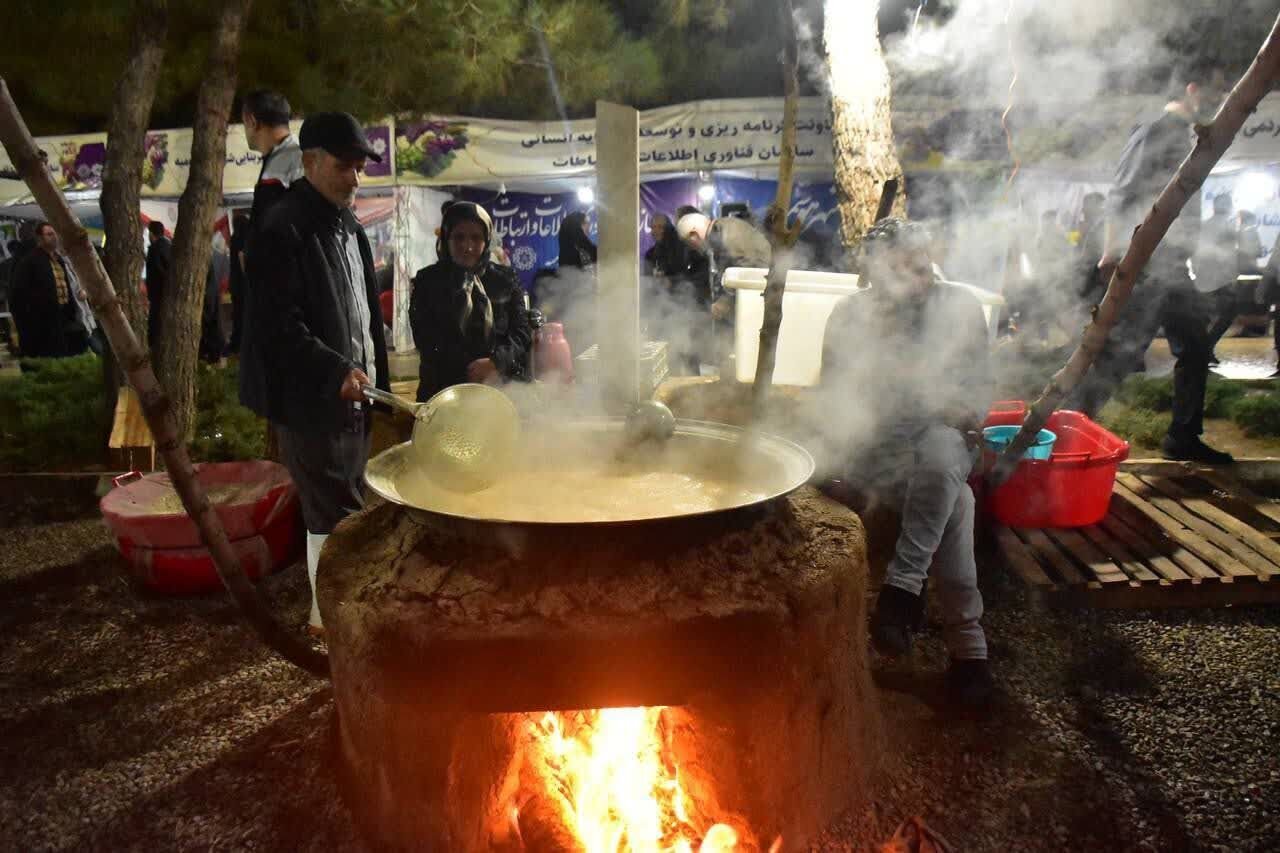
[643,213,685,278]
[409,201,532,402]
[558,210,597,269]
[536,210,598,353]
[642,213,688,343]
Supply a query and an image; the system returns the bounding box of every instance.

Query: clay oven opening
[515,706,770,852]
[319,487,880,851]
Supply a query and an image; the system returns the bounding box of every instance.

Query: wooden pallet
[995,464,1280,608]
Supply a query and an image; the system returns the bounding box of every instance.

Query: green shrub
[1097,401,1171,449]
[1114,375,1174,412]
[189,361,266,463]
[1203,378,1249,420]
[0,357,265,471]
[1110,374,1247,420]
[1230,392,1280,438]
[0,354,109,471]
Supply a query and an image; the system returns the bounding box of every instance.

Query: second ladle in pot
[362,383,521,493]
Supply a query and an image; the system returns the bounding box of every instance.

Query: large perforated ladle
[362,383,520,493]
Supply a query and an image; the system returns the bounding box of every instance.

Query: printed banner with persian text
[396,98,835,185]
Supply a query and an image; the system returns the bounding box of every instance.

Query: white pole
[595,101,641,412]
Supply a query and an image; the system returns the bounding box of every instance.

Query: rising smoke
[745,0,1277,479]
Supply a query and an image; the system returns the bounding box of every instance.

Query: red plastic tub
[100,461,302,594]
[982,401,1130,529]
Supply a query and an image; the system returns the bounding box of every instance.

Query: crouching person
[819,218,993,707]
[249,112,390,636]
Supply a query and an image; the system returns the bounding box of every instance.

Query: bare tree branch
[158,0,253,442]
[100,0,168,412]
[990,11,1280,485]
[0,76,329,678]
[750,0,803,419]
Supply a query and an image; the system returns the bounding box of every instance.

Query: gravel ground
[1,512,1277,852]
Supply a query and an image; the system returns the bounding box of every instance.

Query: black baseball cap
[298,112,382,162]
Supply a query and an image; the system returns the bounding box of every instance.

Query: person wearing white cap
[675,210,770,369]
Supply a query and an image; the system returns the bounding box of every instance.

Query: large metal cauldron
[364,417,814,525]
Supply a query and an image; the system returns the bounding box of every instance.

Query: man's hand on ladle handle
[340,368,372,402]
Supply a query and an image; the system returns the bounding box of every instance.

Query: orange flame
[527,707,748,852]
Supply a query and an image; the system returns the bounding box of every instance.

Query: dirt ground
[1,503,1277,852]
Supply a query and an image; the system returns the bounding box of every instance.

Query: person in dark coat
[10,222,86,358]
[198,256,225,364]
[1077,192,1107,303]
[144,220,171,354]
[409,201,531,402]
[643,214,685,280]
[535,210,597,354]
[644,213,699,373]
[248,111,390,634]
[239,89,304,415]
[226,212,250,354]
[0,238,27,350]
[558,210,597,269]
[1066,64,1232,465]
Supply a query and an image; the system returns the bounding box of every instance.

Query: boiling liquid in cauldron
[393,429,777,523]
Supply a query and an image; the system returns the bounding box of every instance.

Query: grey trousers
[856,423,988,660]
[276,410,370,535]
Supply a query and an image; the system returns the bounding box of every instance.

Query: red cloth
[379,289,394,327]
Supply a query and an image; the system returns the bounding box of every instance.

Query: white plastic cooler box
[723,268,1005,386]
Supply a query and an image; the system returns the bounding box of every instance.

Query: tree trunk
[100,0,168,414]
[824,0,905,247]
[158,0,252,442]
[990,10,1280,485]
[749,0,802,418]
[0,76,327,677]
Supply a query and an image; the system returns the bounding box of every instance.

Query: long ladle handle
[362,384,420,418]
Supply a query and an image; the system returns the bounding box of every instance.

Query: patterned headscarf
[437,201,495,339]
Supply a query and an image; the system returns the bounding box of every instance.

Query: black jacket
[145,236,171,347]
[11,249,83,358]
[246,178,390,432]
[409,260,531,402]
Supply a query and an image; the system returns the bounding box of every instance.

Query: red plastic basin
[982,401,1130,529]
[100,461,302,595]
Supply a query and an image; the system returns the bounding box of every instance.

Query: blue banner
[459,176,842,293]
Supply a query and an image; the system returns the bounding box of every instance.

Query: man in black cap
[247,111,390,636]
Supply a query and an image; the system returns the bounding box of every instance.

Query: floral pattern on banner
[54,140,106,190]
[364,126,393,178]
[397,120,471,179]
[142,133,168,190]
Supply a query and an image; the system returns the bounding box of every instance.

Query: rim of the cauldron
[363,416,816,526]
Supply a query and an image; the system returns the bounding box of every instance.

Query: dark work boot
[913,578,928,631]
[870,584,922,658]
[946,658,995,709]
[1160,435,1234,466]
